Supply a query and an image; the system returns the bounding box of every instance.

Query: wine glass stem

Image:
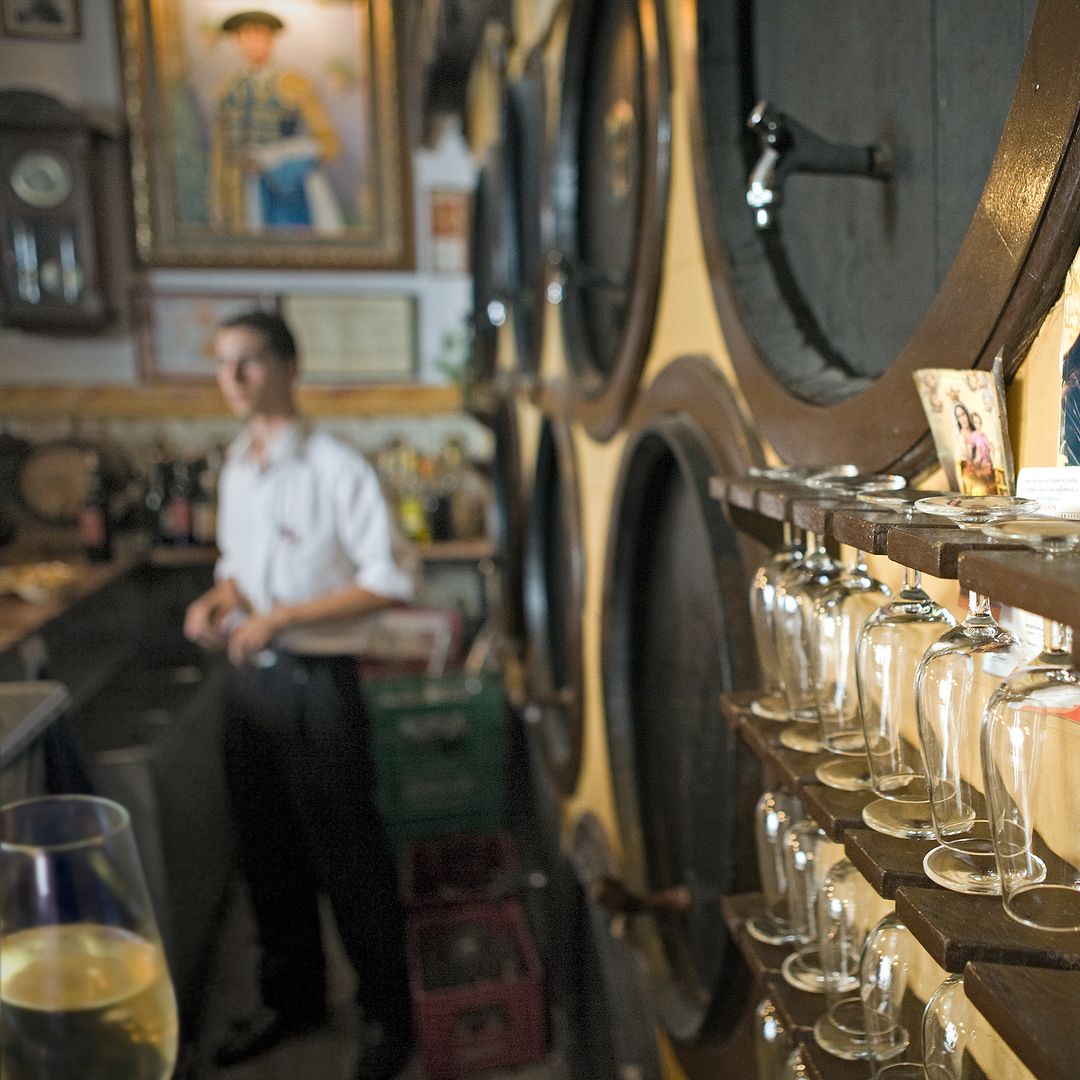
[1044,619,1069,654]
[971,592,991,617]
[903,565,922,591]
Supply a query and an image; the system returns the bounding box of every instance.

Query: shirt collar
[229,417,311,470]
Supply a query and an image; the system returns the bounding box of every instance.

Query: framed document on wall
[137,289,277,381]
[281,294,417,383]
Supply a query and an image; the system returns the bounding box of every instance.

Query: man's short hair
[221,10,285,33]
[220,310,298,365]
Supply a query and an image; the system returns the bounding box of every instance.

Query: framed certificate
[281,294,417,383]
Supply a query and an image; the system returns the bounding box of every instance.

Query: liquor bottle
[78,451,112,562]
[190,452,219,547]
[161,457,193,545]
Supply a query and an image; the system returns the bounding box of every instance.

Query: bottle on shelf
[190,450,220,547]
[160,455,194,546]
[78,451,113,562]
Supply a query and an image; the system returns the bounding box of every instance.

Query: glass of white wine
[0,795,178,1079]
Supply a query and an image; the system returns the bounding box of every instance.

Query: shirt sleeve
[213,460,239,584]
[335,454,414,602]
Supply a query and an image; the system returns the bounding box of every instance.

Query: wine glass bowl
[0,795,178,1080]
[812,554,891,791]
[856,570,957,839]
[813,859,884,1060]
[780,819,833,993]
[747,790,802,946]
[750,526,806,721]
[977,517,1080,931]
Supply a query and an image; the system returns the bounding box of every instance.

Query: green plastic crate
[366,674,506,844]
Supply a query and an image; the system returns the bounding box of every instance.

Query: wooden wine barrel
[687,0,1080,470]
[522,407,584,795]
[470,162,503,386]
[499,71,548,378]
[552,813,664,1080]
[468,159,510,387]
[602,357,764,1044]
[488,394,527,655]
[553,0,672,440]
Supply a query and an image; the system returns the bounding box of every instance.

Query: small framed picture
[430,189,471,274]
[136,290,277,382]
[1,0,80,40]
[914,360,1015,495]
[280,294,417,383]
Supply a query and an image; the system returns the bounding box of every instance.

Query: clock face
[10,151,73,209]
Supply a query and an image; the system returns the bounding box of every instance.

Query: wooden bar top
[0,555,140,656]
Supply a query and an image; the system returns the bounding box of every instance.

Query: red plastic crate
[407,900,546,1079]
[403,833,519,909]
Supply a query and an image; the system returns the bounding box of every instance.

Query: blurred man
[185,311,412,1079]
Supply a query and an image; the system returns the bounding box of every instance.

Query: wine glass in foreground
[0,795,178,1079]
[979,517,1080,931]
[911,495,1038,894]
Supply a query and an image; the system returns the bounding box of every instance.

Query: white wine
[0,923,178,1079]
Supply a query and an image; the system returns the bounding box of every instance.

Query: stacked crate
[367,674,506,848]
[401,833,546,1079]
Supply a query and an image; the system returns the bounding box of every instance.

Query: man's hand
[184,580,243,651]
[226,609,285,667]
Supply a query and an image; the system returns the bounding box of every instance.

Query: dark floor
[178,881,567,1080]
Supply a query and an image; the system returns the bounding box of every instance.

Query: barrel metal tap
[745,99,893,229]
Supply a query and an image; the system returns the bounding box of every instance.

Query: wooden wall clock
[0,90,109,332]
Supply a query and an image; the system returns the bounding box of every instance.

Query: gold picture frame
[119,0,412,269]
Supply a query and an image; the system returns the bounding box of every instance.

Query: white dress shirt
[215,420,413,655]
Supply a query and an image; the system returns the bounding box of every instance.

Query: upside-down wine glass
[753,994,794,1080]
[811,546,892,791]
[793,473,904,767]
[856,565,957,838]
[746,790,802,946]
[910,495,1039,894]
[922,972,993,1080]
[750,521,806,721]
[979,517,1080,931]
[779,819,833,993]
[813,858,884,1060]
[859,912,920,1068]
[772,531,843,753]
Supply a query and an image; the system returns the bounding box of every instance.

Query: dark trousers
[223,653,410,1026]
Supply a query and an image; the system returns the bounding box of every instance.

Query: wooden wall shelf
[711,472,1080,1075]
[959,550,1080,631]
[895,886,1080,973]
[964,962,1080,1080]
[710,472,1080,630]
[843,830,936,900]
[0,383,463,420]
